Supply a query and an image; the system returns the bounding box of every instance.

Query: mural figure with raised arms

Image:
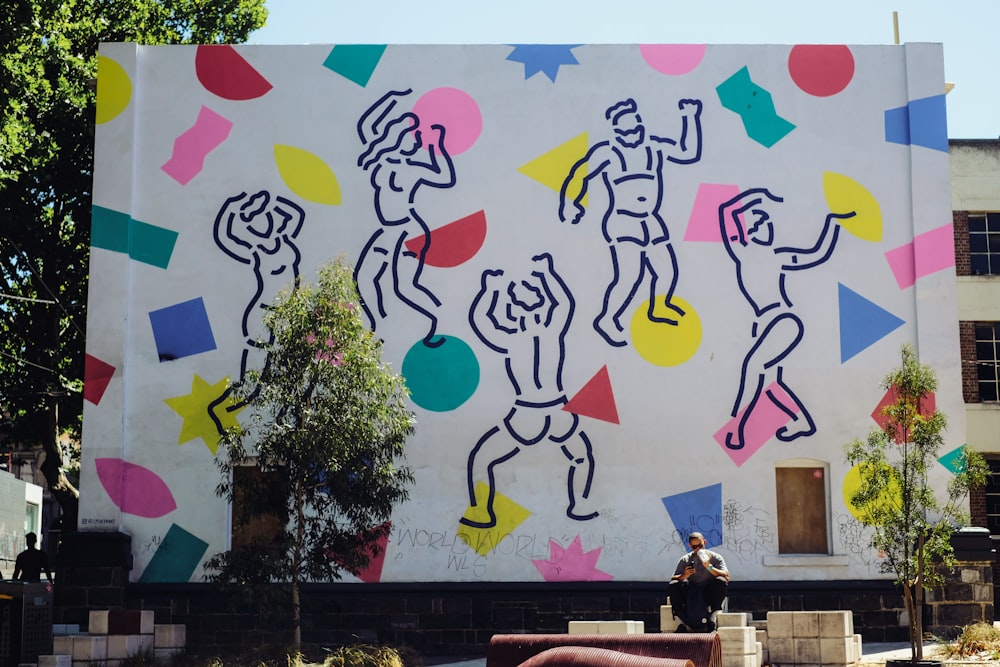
[355,88,456,347]
[718,188,853,450]
[461,253,598,529]
[559,97,703,347]
[209,190,304,433]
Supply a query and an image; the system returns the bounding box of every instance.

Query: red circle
[788,44,855,97]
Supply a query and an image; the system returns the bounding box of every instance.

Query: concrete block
[719,626,756,654]
[661,605,681,633]
[598,620,643,634]
[818,610,853,637]
[37,656,72,667]
[721,655,756,667]
[961,568,981,583]
[820,637,853,664]
[140,610,154,635]
[749,619,768,631]
[53,635,74,655]
[155,647,184,663]
[108,609,144,635]
[853,634,863,662]
[72,635,108,661]
[717,612,751,627]
[766,611,794,638]
[755,629,768,649]
[768,637,794,662]
[154,624,186,648]
[756,641,762,666]
[793,611,820,638]
[568,621,599,634]
[794,637,821,663]
[108,634,146,660]
[89,609,111,635]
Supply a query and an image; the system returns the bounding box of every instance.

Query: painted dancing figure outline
[210,190,305,433]
[355,88,456,347]
[719,188,853,450]
[460,253,598,529]
[559,97,703,347]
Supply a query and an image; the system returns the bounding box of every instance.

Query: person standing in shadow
[13,532,52,582]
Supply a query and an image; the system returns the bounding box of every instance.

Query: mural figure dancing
[355,88,457,346]
[210,190,305,433]
[559,97,703,347]
[460,253,598,528]
[718,188,852,450]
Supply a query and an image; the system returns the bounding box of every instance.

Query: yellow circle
[95,56,132,124]
[629,295,700,367]
[842,463,899,524]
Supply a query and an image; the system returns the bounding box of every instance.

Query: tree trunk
[292,577,301,650]
[39,390,79,532]
[902,581,919,661]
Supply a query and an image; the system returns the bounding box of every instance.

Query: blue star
[506,44,582,82]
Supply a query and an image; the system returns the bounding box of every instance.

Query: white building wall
[80,42,961,584]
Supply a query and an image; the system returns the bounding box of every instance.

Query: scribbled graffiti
[721,498,776,562]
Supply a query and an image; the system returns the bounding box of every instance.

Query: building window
[975,323,1000,401]
[775,460,830,554]
[968,213,1000,275]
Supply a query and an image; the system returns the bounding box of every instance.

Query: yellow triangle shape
[519,133,589,206]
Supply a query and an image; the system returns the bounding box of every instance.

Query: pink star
[532,535,612,582]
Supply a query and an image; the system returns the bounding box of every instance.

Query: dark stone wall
[49,532,996,659]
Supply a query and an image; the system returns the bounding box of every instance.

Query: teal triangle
[838,283,905,363]
[939,444,968,475]
[661,483,722,549]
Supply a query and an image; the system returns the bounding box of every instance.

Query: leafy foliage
[845,344,989,661]
[208,258,415,648]
[0,0,266,524]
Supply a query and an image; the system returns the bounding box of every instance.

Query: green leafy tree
[846,344,989,662]
[208,258,415,650]
[0,0,267,529]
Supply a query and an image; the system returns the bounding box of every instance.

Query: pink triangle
[355,523,391,583]
[683,183,741,242]
[563,366,619,424]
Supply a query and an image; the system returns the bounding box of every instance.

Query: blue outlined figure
[460,253,598,529]
[719,188,852,450]
[210,190,304,432]
[559,97,703,347]
[355,89,457,347]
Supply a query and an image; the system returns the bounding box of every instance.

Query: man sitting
[667,532,729,631]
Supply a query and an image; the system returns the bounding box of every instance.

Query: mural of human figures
[559,97,703,347]
[209,190,304,433]
[460,253,598,529]
[718,188,853,450]
[355,88,457,347]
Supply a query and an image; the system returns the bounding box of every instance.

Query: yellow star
[164,375,244,455]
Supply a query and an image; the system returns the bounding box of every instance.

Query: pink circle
[640,44,707,76]
[412,87,482,156]
[788,44,855,97]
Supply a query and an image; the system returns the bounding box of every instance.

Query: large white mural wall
[81,42,962,584]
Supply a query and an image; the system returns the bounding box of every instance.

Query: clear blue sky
[250,0,999,139]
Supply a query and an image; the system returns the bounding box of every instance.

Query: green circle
[402,335,479,411]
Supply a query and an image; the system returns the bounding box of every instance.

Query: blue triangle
[838,283,905,363]
[661,483,722,548]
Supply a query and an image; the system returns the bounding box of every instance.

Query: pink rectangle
[714,382,798,467]
[884,223,954,289]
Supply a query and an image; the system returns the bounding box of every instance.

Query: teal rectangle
[129,219,178,269]
[323,44,387,87]
[91,205,131,253]
[138,523,208,583]
[90,206,177,269]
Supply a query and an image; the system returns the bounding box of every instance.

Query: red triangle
[563,365,619,424]
[84,354,116,405]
